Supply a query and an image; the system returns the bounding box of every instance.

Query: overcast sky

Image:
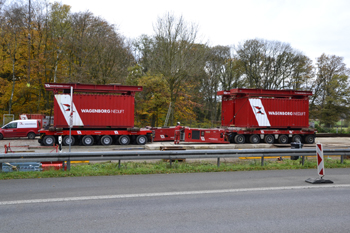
[53,0,350,67]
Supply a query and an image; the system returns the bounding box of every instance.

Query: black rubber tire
[101,135,113,145]
[234,134,245,144]
[0,133,3,140]
[27,132,36,139]
[118,135,130,145]
[43,135,55,146]
[249,134,260,144]
[292,135,302,143]
[136,135,148,145]
[305,135,315,144]
[82,135,94,146]
[264,134,274,144]
[278,135,289,144]
[63,135,75,146]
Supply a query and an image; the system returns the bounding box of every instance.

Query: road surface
[1,169,350,232]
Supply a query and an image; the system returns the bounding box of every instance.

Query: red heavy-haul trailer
[217,88,316,144]
[38,83,153,146]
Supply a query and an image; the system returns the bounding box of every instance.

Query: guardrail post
[217,158,220,167]
[302,156,305,166]
[169,157,172,168]
[67,157,71,171]
[118,160,121,169]
[261,156,264,166]
[341,155,344,164]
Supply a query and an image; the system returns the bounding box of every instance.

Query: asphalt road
[1,169,350,232]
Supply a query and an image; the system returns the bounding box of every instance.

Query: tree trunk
[9,55,16,114]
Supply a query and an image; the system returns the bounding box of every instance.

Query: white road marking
[1,184,350,205]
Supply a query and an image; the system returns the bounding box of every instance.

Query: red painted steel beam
[44,83,143,94]
[218,88,312,98]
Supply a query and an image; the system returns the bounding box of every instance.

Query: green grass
[1,158,350,180]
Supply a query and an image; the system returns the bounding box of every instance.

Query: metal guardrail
[0,148,349,171]
[316,133,350,137]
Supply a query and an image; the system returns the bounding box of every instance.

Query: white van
[0,120,41,140]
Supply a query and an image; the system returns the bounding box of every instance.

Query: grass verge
[1,158,350,180]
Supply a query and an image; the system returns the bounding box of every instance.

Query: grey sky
[55,0,350,66]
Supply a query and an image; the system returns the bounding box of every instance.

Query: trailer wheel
[249,134,260,144]
[264,134,274,144]
[234,134,245,144]
[292,135,302,143]
[43,135,55,146]
[305,135,315,144]
[136,135,148,145]
[278,135,289,144]
[101,135,113,145]
[119,135,130,145]
[82,135,94,146]
[27,132,36,139]
[63,135,75,146]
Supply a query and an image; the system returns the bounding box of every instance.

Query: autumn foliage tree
[0,1,134,124]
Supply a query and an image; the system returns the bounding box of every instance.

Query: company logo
[80,109,125,114]
[62,104,73,112]
[254,106,264,115]
[81,109,110,113]
[18,122,36,126]
[268,111,305,116]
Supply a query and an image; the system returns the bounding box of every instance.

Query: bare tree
[235,39,309,89]
[136,13,206,125]
[287,55,314,90]
[84,17,134,84]
[202,46,230,125]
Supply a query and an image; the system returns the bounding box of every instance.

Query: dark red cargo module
[183,128,229,144]
[148,126,183,142]
[54,94,135,128]
[218,88,312,129]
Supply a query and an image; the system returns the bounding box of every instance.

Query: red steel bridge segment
[218,88,312,99]
[44,83,143,95]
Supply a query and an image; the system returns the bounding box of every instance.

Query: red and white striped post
[305,143,333,184]
[316,143,324,178]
